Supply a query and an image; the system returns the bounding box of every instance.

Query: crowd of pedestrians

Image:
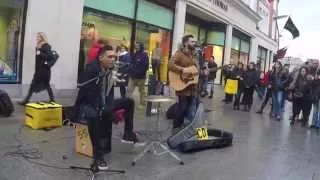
[221,59,320,129]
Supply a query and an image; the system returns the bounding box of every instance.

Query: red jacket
[260,71,270,86]
[87,42,102,64]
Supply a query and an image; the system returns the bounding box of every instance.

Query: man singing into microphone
[75,45,144,171]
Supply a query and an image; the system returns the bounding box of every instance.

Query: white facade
[172,0,278,65]
[1,0,84,98]
[1,0,279,98]
[22,0,84,94]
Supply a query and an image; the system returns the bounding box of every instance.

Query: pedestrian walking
[289,66,313,126]
[126,42,149,109]
[18,32,55,105]
[269,61,288,120]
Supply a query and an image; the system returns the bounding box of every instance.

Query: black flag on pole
[284,17,300,39]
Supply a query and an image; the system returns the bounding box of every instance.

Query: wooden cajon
[75,123,93,157]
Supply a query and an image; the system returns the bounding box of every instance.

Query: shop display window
[231,49,240,65]
[204,45,224,84]
[78,10,132,80]
[257,46,268,72]
[0,0,26,83]
[184,23,199,39]
[136,23,171,82]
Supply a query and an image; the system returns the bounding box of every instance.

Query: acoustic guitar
[169,66,199,91]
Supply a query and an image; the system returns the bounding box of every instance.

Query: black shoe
[208,95,213,99]
[256,110,263,114]
[290,121,294,125]
[122,132,145,146]
[309,125,316,129]
[17,101,28,106]
[91,159,108,172]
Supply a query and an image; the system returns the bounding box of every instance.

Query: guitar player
[168,35,199,131]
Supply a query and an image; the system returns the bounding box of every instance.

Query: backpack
[0,90,14,117]
[47,50,59,67]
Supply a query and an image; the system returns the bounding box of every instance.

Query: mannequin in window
[7,17,19,71]
[151,42,162,81]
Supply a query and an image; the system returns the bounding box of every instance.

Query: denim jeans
[272,91,284,117]
[311,101,320,128]
[256,85,266,99]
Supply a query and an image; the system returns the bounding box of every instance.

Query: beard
[187,44,195,50]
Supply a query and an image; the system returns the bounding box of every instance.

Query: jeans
[292,98,312,124]
[272,91,284,117]
[311,101,320,128]
[87,98,135,160]
[174,96,194,128]
[152,59,161,81]
[234,89,243,108]
[259,88,272,112]
[206,80,215,96]
[256,85,266,99]
[126,78,146,106]
[243,87,254,108]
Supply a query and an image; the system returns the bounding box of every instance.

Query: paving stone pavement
[1,87,320,180]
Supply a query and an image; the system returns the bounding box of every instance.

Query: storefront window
[136,23,171,82]
[231,37,240,65]
[239,40,250,66]
[231,49,239,65]
[184,23,199,38]
[199,28,206,45]
[212,46,224,84]
[257,46,268,72]
[231,36,250,66]
[0,0,26,83]
[78,10,132,81]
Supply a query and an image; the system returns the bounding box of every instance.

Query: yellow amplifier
[75,123,93,157]
[25,102,62,129]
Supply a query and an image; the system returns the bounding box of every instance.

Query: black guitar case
[167,103,233,152]
[176,128,233,152]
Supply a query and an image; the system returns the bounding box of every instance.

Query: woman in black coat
[242,62,258,111]
[233,63,245,110]
[18,32,55,105]
[289,66,313,126]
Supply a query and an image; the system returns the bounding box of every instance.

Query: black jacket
[293,76,312,100]
[269,71,289,92]
[244,69,258,88]
[31,43,52,92]
[75,60,113,112]
[233,68,245,89]
[208,61,218,80]
[129,44,149,79]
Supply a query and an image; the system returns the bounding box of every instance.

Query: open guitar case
[167,103,233,152]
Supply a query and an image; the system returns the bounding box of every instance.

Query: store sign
[196,0,229,12]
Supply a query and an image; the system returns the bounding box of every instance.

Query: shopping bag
[224,79,238,95]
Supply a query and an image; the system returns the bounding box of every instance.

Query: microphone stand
[69,165,125,180]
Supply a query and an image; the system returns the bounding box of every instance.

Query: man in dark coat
[74,45,143,171]
[207,56,218,98]
[126,42,149,108]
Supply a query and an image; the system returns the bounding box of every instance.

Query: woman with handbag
[18,32,55,105]
[289,67,313,126]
